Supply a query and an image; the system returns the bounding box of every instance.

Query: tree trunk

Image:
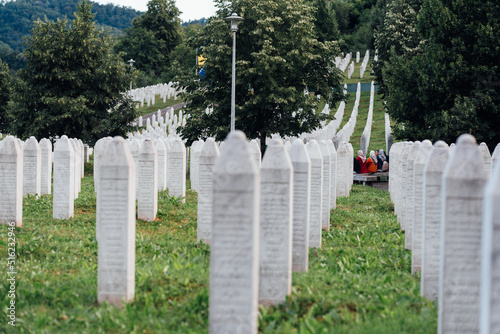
[260,130,267,158]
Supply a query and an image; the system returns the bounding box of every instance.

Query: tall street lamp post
[225,13,243,133]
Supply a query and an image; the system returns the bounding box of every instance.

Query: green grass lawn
[135,95,182,117]
[0,160,436,333]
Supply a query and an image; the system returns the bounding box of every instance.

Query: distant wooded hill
[0,0,142,52]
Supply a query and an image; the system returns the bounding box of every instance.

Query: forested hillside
[0,0,141,70]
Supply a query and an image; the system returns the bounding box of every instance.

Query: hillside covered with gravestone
[0,0,499,332]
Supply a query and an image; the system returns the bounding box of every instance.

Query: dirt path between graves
[136,102,187,122]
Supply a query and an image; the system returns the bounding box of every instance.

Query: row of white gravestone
[202,132,355,333]
[95,135,187,222]
[389,135,500,334]
[0,135,86,224]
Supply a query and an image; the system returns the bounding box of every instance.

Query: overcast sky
[91,0,217,22]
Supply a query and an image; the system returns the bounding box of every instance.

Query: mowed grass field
[0,161,436,333]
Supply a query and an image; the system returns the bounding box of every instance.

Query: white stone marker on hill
[53,136,75,220]
[197,138,220,244]
[491,143,500,176]
[259,139,293,305]
[130,139,141,198]
[97,136,135,307]
[405,141,421,249]
[0,136,23,226]
[169,139,186,202]
[399,142,413,230]
[438,134,488,334]
[23,136,41,196]
[421,141,449,301]
[70,139,81,198]
[411,140,432,274]
[190,140,203,191]
[210,131,260,334]
[289,139,311,272]
[347,143,354,194]
[479,156,500,334]
[336,142,349,197]
[306,140,323,248]
[155,140,167,191]
[326,140,337,210]
[319,140,331,231]
[39,138,52,195]
[137,139,158,221]
[479,142,491,176]
[250,139,261,168]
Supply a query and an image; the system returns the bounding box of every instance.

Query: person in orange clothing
[356,150,368,173]
[366,150,378,173]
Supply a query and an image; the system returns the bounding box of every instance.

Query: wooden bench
[353,172,389,186]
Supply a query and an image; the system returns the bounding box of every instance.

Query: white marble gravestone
[347,143,354,194]
[155,140,167,191]
[39,138,52,195]
[478,142,491,176]
[306,140,323,248]
[336,142,349,197]
[130,139,141,198]
[137,139,158,221]
[491,143,500,176]
[70,139,81,198]
[53,136,75,220]
[411,140,432,274]
[97,136,135,307]
[319,140,331,231]
[210,131,259,334]
[94,137,112,194]
[197,138,219,244]
[259,139,293,306]
[23,136,41,196]
[479,156,500,334]
[399,142,413,230]
[249,139,261,168]
[405,141,421,249]
[0,136,23,226]
[326,140,337,210]
[421,141,449,301]
[169,139,186,202]
[289,139,311,272]
[438,134,488,334]
[190,140,203,191]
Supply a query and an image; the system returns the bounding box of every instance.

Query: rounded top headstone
[456,134,476,146]
[305,140,323,161]
[200,138,220,157]
[0,136,21,156]
[434,140,448,149]
[101,136,133,168]
[289,139,310,165]
[261,138,292,173]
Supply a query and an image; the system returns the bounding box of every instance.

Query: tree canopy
[114,0,181,80]
[375,0,500,149]
[6,0,137,145]
[175,0,344,151]
[0,59,11,130]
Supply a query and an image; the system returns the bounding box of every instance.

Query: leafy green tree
[307,0,341,42]
[373,0,423,96]
[8,0,137,145]
[114,0,181,79]
[0,59,11,131]
[381,0,500,149]
[175,0,344,152]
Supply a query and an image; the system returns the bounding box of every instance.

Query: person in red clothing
[366,150,378,173]
[356,150,368,173]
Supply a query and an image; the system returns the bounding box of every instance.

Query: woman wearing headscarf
[379,149,389,171]
[366,150,378,173]
[356,150,368,173]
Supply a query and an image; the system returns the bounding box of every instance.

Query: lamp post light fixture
[225,13,243,133]
[128,59,135,90]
